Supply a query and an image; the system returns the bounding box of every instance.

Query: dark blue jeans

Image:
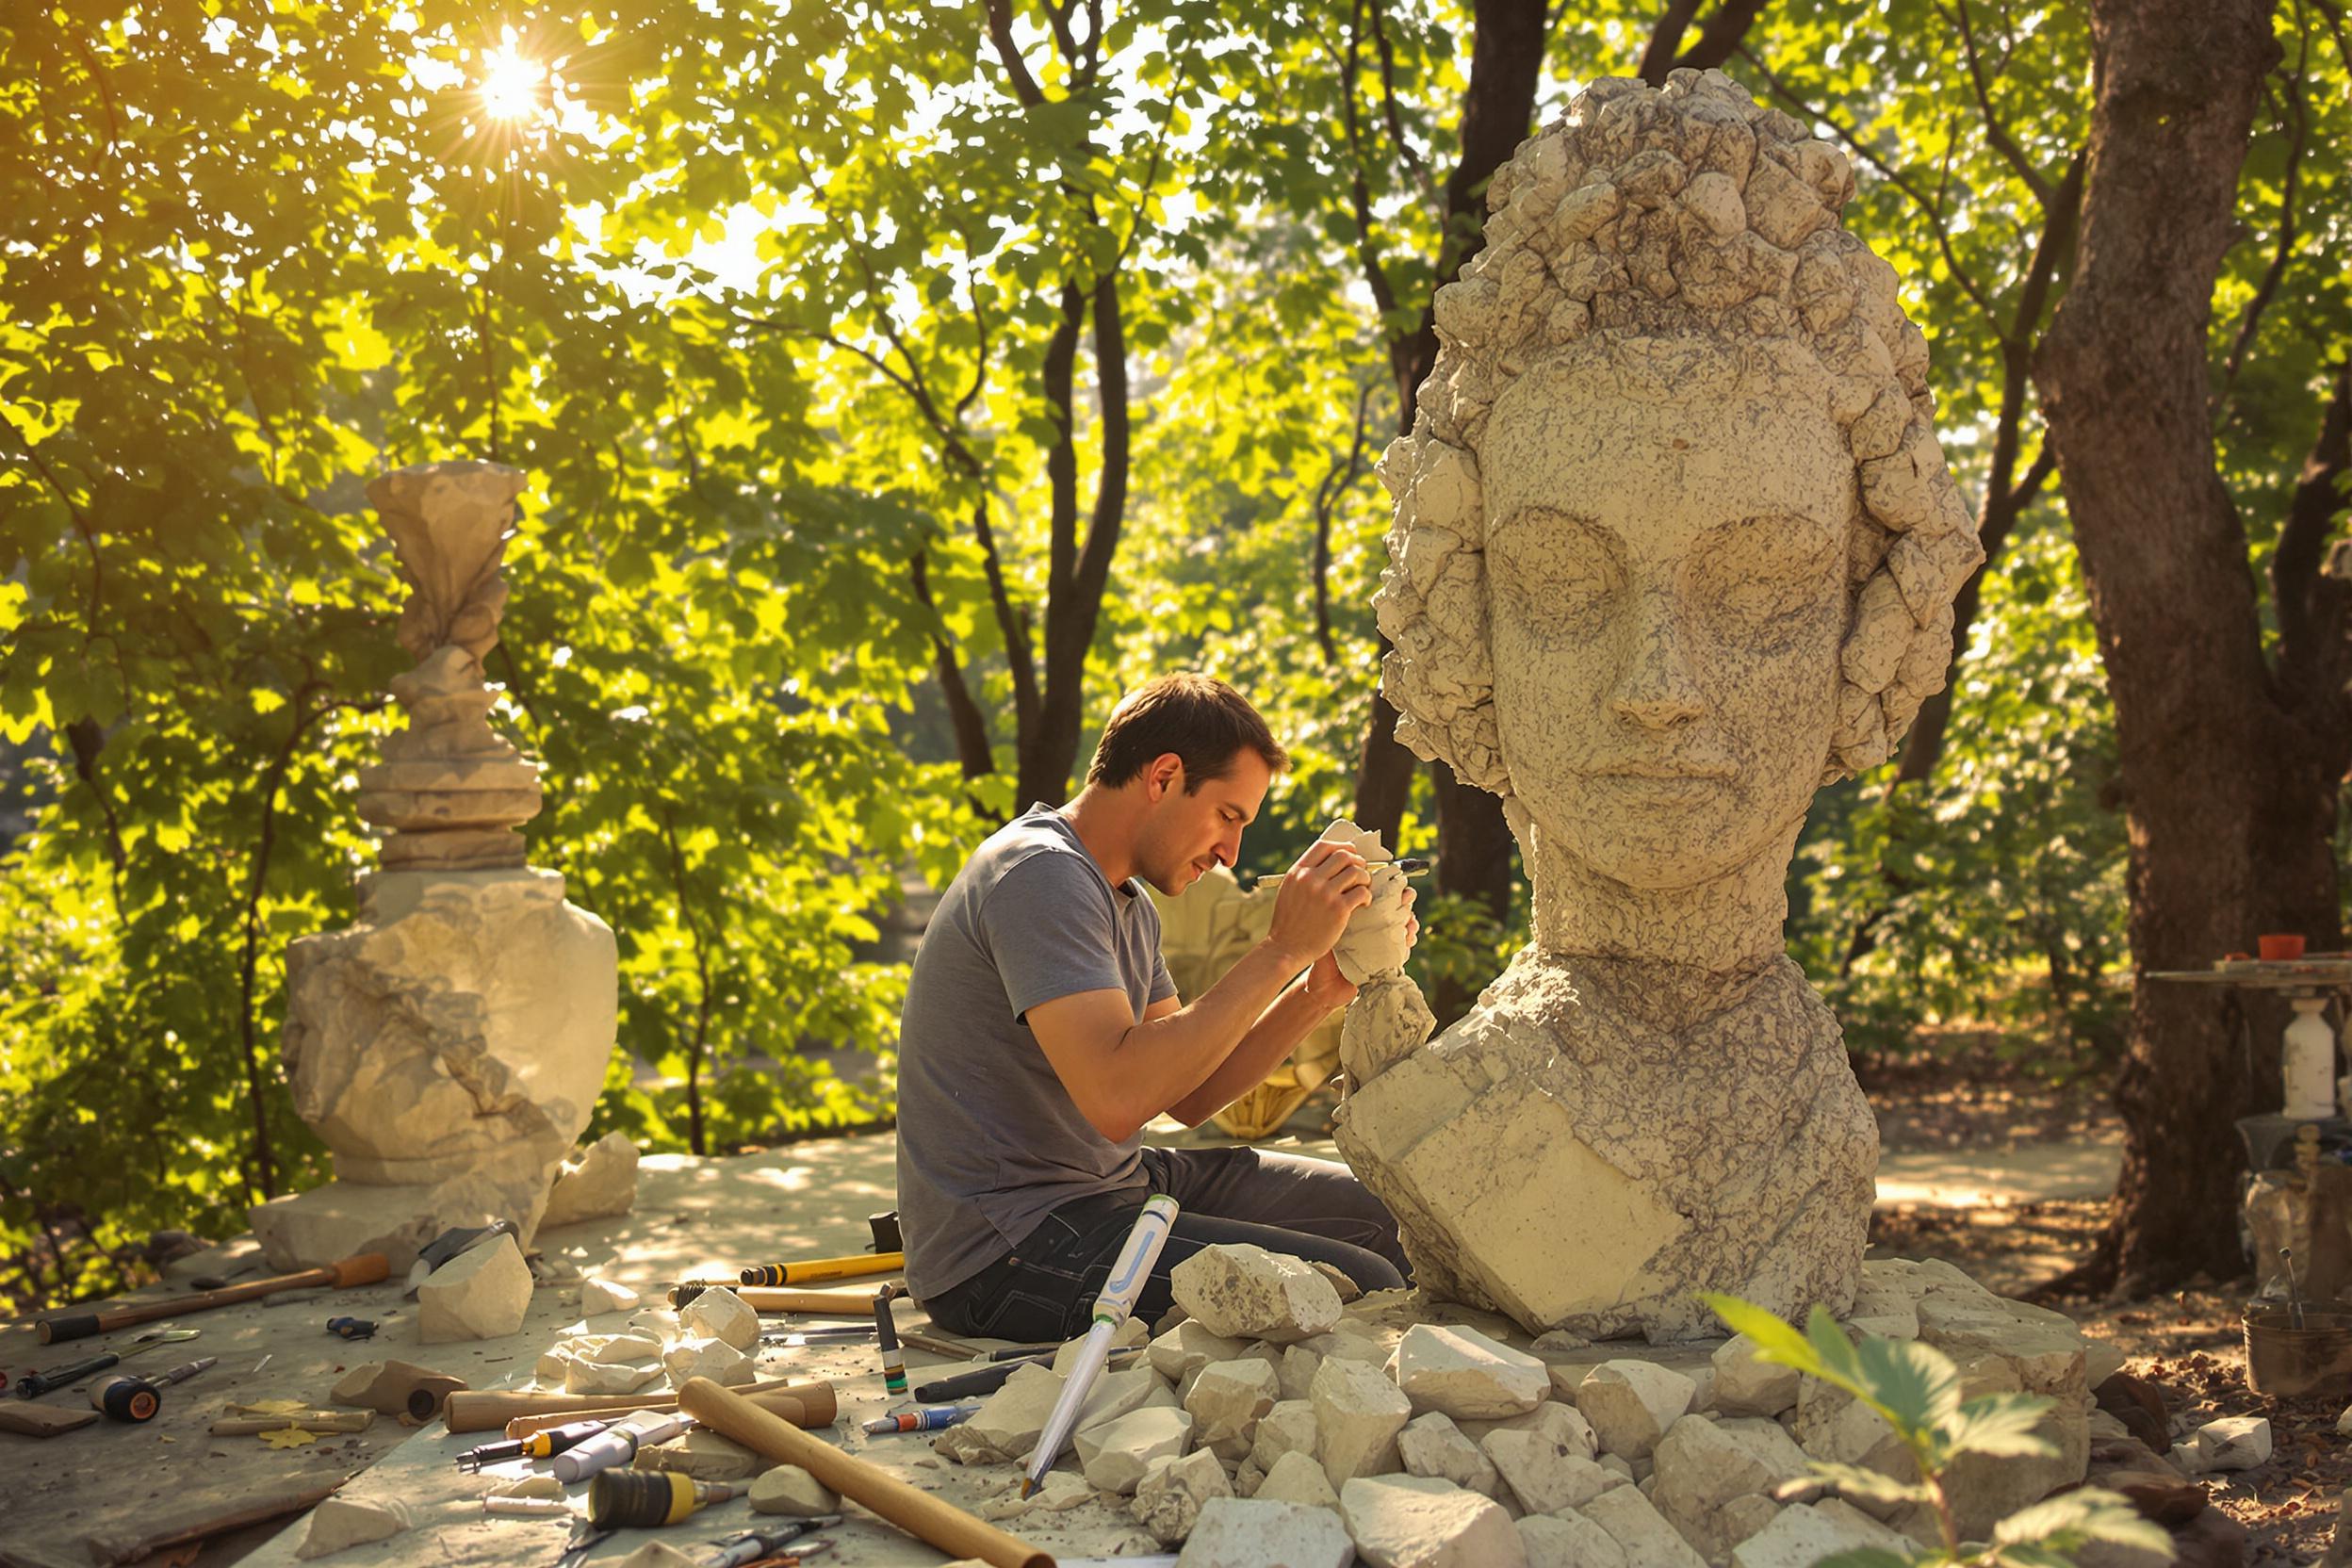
[921,1146,1412,1343]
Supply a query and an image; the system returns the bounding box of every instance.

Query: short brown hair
[1086,675,1289,792]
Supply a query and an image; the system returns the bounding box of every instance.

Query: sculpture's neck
[1513,801,1801,977]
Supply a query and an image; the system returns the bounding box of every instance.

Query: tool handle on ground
[680,1379,1051,1568]
[1091,1194,1178,1327]
[502,1385,833,1439]
[738,1253,905,1288]
[446,1376,831,1435]
[17,1351,122,1398]
[35,1253,390,1344]
[672,1282,906,1314]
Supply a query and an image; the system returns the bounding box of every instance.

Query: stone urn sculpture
[1332,71,1983,1343]
[248,462,619,1271]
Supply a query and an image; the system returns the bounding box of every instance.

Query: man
[895,674,1418,1341]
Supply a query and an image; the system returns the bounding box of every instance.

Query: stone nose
[1609,590,1707,729]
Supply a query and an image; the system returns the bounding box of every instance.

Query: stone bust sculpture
[1331,69,1982,1343]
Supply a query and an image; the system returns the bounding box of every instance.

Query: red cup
[2259,934,2307,962]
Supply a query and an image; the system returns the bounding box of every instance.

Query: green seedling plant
[1703,1293,2173,1568]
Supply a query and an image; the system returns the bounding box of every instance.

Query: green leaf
[1853,1334,1964,1436]
[1807,1461,1934,1509]
[1701,1292,1822,1377]
[1992,1488,2176,1555]
[1945,1392,2061,1461]
[1809,1550,1921,1568]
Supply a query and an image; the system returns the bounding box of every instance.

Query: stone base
[249,1168,552,1274]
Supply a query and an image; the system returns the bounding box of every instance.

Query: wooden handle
[680,1378,1050,1568]
[444,1377,834,1434]
[503,1385,834,1438]
[37,1253,391,1343]
[735,1286,907,1315]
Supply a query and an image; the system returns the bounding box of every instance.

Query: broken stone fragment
[486,1474,565,1500]
[294,1497,415,1559]
[1730,1500,1909,1568]
[634,1429,771,1481]
[937,1363,1065,1464]
[580,1277,641,1315]
[748,1463,840,1515]
[679,1285,760,1351]
[1582,1483,1707,1568]
[541,1131,641,1229]
[1310,1356,1412,1488]
[661,1335,755,1389]
[1398,1411,1503,1498]
[2192,1415,2271,1472]
[1254,1448,1341,1511]
[329,1359,469,1418]
[1649,1412,1808,1557]
[613,1544,702,1568]
[1250,1398,1319,1475]
[1481,1402,1616,1514]
[1076,1364,1179,1436]
[1576,1360,1698,1460]
[1392,1324,1549,1420]
[417,1233,533,1343]
[1032,1472,1092,1511]
[1135,1447,1233,1545]
[1709,1333,1802,1417]
[1076,1405,1196,1494]
[1171,1244,1343,1344]
[1518,1510,1629,1568]
[1175,1496,1355,1568]
[564,1356,663,1396]
[1185,1357,1282,1462]
[1152,1319,1250,1385]
[1339,1474,1527,1568]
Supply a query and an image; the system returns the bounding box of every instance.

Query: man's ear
[1145,753,1184,801]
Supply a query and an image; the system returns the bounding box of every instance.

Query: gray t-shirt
[894,805,1178,1299]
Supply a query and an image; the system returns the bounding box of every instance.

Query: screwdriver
[456,1418,611,1473]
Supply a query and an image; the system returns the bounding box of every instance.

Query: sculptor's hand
[1266,841,1373,965]
[1304,950,1358,1013]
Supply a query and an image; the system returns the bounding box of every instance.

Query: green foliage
[1789,519,2130,1071]
[1704,1294,2172,1567]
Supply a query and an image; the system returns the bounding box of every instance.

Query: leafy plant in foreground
[1704,1294,2172,1568]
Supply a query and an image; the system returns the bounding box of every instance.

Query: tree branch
[1942,0,2053,206]
[2273,357,2351,689]
[908,547,996,782]
[1638,0,1707,87]
[1313,380,1380,666]
[2222,13,2311,394]
[1674,0,1770,74]
[984,0,1048,107]
[1365,0,1433,191]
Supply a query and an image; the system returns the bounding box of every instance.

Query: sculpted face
[1482,356,1854,890]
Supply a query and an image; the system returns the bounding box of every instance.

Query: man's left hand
[1304,949,1358,1013]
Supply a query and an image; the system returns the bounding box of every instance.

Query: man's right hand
[1266,841,1373,965]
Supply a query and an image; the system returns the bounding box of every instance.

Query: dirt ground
[1855,1048,2338,1568]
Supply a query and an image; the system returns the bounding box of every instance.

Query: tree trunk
[2033,0,2344,1291]
[1354,0,1547,909]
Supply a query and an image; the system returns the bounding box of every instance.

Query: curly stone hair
[1374,69,1982,791]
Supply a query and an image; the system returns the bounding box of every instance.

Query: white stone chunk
[1709,1334,1802,1417]
[1153,1320,1250,1384]
[1172,1244,1345,1344]
[1519,1511,1628,1568]
[1651,1413,1808,1532]
[1482,1401,1611,1513]
[1398,1411,1502,1498]
[2193,1414,2271,1471]
[1176,1496,1355,1568]
[1730,1501,1908,1568]
[1340,1474,1527,1568]
[1257,1448,1343,1510]
[486,1475,564,1500]
[1252,1398,1321,1473]
[1577,1360,1697,1459]
[1393,1324,1550,1419]
[1312,1355,1413,1487]
[679,1285,760,1351]
[566,1356,663,1396]
[294,1498,415,1559]
[937,1363,1065,1464]
[1077,1405,1196,1495]
[1077,1364,1180,1435]
[1187,1357,1282,1461]
[1583,1485,1708,1568]
[580,1276,641,1315]
[416,1234,532,1343]
[542,1132,641,1228]
[749,1464,840,1516]
[635,1429,767,1481]
[1135,1447,1234,1545]
[1279,1343,1325,1402]
[661,1335,754,1389]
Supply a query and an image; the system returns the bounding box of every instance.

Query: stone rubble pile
[924,1245,2120,1568]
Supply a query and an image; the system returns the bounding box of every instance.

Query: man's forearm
[1166,976,1336,1127]
[1098,939,1312,1131]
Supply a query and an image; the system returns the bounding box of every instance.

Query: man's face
[1137,749,1272,896]
[1480,359,1853,890]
